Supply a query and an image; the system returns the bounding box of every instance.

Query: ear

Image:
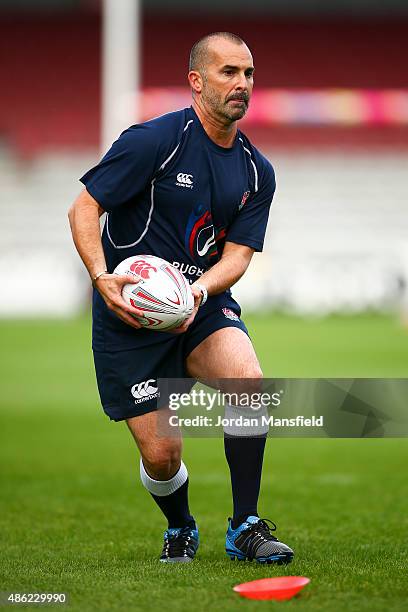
[188,70,203,95]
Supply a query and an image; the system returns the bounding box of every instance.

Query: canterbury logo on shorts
[131,379,160,403]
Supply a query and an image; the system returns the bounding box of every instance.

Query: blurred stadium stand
[0,0,407,315]
[0,146,93,315]
[239,151,408,313]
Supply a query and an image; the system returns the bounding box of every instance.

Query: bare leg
[126,409,182,480]
[127,409,194,531]
[186,327,263,380]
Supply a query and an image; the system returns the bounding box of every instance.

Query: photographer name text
[168,415,324,428]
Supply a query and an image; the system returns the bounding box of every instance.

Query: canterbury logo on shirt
[176,172,194,188]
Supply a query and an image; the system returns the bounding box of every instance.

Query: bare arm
[174,241,254,334]
[68,188,144,329]
[68,188,106,277]
[193,241,254,296]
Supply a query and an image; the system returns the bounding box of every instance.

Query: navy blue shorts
[93,297,248,421]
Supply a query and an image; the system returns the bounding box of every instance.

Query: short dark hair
[189,32,246,73]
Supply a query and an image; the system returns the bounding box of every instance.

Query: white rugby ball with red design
[113,255,194,331]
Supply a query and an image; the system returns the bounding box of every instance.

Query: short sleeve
[225,160,276,252]
[80,125,163,212]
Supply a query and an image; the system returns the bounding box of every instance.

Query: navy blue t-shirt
[80,106,276,351]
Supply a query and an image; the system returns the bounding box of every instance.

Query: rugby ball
[113,255,194,331]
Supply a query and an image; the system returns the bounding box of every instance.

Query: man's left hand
[168,284,203,334]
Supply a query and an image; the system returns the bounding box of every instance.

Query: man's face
[199,40,254,123]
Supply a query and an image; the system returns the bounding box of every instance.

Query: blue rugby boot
[226,516,294,564]
[160,523,199,563]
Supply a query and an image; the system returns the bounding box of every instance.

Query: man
[68,32,294,564]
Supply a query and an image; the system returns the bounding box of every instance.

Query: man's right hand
[94,273,145,329]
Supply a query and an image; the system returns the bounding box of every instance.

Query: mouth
[226,92,249,104]
[226,96,249,107]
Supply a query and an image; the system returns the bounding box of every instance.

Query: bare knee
[246,365,263,380]
[221,365,264,396]
[141,441,182,480]
[126,411,182,480]
[246,365,263,391]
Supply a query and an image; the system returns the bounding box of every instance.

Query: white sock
[223,404,270,437]
[139,458,188,497]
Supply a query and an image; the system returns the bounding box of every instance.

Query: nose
[234,71,248,91]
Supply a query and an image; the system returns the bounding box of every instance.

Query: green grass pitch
[0,313,407,611]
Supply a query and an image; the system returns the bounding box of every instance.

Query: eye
[223,70,233,76]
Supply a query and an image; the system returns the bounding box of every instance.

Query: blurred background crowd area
[0,0,407,317]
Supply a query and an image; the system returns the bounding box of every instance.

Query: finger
[168,321,187,334]
[169,319,191,334]
[113,307,143,329]
[183,308,198,328]
[114,275,144,316]
[117,273,141,285]
[189,291,202,309]
[114,299,145,319]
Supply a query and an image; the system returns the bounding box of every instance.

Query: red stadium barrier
[1,13,407,155]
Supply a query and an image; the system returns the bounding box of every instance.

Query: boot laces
[163,526,194,558]
[247,518,279,543]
